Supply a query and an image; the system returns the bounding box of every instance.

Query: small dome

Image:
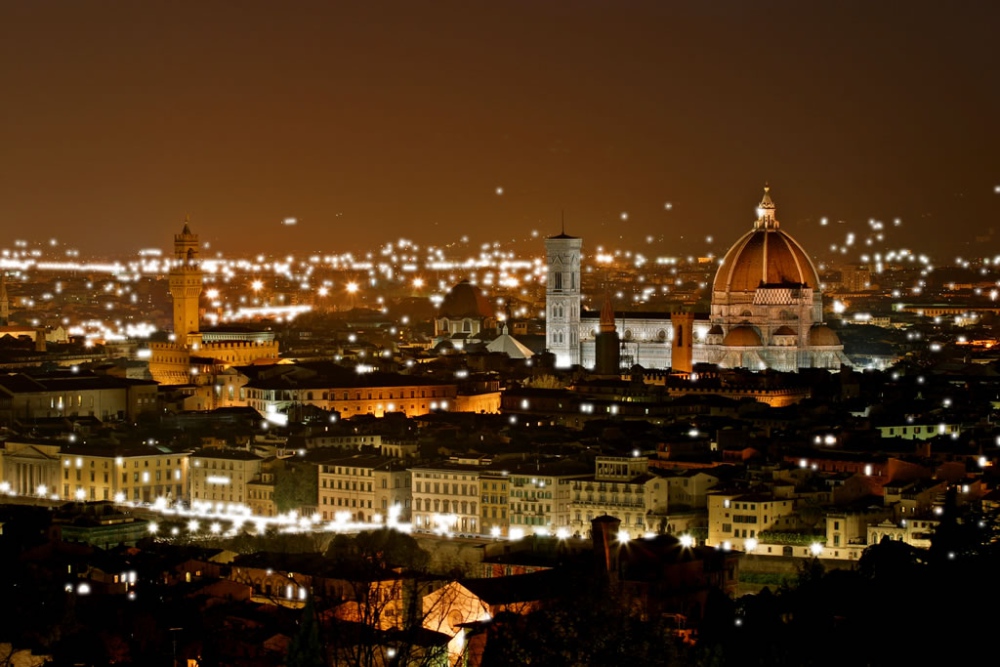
[439,280,495,318]
[809,325,841,347]
[707,324,724,336]
[773,325,797,336]
[723,325,763,347]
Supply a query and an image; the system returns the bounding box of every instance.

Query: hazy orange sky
[1,1,998,260]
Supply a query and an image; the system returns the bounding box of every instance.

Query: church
[545,186,850,373]
[148,221,280,387]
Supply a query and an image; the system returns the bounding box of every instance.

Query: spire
[561,209,565,236]
[754,183,778,230]
[599,292,616,333]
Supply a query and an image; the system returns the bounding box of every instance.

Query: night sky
[2,1,998,259]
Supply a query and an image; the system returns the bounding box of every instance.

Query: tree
[274,461,319,514]
[479,577,688,667]
[287,594,326,667]
[326,529,430,573]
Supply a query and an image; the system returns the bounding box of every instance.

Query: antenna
[561,210,565,235]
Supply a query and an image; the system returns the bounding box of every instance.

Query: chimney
[590,515,622,582]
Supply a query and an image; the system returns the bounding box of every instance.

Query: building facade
[550,186,850,373]
[545,232,582,368]
[316,454,411,523]
[189,448,265,507]
[59,444,188,503]
[567,456,655,536]
[149,222,280,386]
[410,462,483,535]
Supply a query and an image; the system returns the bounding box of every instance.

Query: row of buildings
[4,423,978,564]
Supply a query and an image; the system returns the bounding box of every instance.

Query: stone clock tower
[169,220,203,346]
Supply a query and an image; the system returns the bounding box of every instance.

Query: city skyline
[2,1,998,259]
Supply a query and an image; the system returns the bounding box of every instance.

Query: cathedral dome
[773,325,797,336]
[723,325,763,347]
[713,186,820,293]
[809,325,841,347]
[439,280,495,318]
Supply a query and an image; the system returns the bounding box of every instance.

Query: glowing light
[809,542,823,556]
[679,534,694,548]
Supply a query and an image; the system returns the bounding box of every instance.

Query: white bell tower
[544,230,582,368]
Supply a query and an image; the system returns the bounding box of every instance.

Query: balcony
[568,499,644,509]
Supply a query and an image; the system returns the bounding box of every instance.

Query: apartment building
[189,448,264,506]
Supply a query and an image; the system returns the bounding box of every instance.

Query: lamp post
[169,627,182,667]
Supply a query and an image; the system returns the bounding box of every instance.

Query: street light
[346,281,359,309]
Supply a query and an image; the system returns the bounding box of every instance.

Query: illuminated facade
[504,461,590,537]
[701,186,850,371]
[316,454,411,523]
[244,364,459,419]
[149,221,280,386]
[0,372,158,426]
[545,231,582,368]
[707,491,798,552]
[58,444,188,503]
[189,448,265,506]
[0,440,62,497]
[567,456,655,537]
[553,186,849,372]
[170,221,202,346]
[410,462,483,535]
[247,458,279,517]
[479,469,510,538]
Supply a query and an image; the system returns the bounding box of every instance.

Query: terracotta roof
[723,326,763,347]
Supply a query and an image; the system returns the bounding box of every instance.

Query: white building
[547,186,850,372]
